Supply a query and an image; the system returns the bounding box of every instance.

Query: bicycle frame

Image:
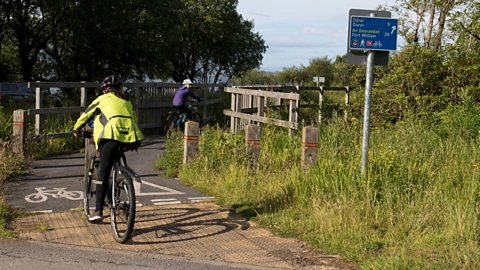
[116,154,142,183]
[110,153,142,209]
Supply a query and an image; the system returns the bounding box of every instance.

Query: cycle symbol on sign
[25,187,83,203]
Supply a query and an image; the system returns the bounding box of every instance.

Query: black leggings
[96,140,140,211]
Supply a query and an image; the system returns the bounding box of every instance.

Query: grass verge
[160,118,480,269]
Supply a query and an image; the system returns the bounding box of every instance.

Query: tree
[304,57,333,86]
[391,0,467,50]
[50,0,181,81]
[331,55,361,88]
[0,0,68,81]
[276,66,306,86]
[231,69,276,85]
[451,1,480,47]
[168,0,266,84]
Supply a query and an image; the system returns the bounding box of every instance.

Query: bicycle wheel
[165,112,180,134]
[83,158,96,218]
[110,171,136,243]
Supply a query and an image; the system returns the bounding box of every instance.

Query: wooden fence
[224,87,300,136]
[224,85,352,135]
[12,81,224,154]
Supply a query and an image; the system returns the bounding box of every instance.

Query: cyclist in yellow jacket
[73,75,144,221]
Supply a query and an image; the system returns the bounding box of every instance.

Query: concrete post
[12,109,27,156]
[245,124,261,169]
[183,121,200,164]
[301,126,318,169]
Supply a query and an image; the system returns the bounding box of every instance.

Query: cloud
[303,27,325,35]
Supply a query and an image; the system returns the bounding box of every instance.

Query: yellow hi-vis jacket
[74,92,144,149]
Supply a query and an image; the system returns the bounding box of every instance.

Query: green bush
[432,99,480,139]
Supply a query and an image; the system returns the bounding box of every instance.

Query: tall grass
[164,107,480,269]
[0,140,27,237]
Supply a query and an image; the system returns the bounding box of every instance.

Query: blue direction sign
[348,16,398,51]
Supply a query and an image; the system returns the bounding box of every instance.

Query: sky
[236,0,395,72]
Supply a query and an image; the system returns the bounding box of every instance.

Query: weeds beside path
[0,140,27,237]
[158,116,480,269]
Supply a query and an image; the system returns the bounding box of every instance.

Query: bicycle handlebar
[73,129,93,139]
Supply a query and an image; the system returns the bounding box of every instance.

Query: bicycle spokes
[110,174,136,244]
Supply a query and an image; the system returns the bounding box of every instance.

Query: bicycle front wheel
[110,172,136,244]
[165,112,179,134]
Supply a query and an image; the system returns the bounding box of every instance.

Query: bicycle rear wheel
[110,172,136,243]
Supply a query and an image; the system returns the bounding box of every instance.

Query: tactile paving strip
[13,202,353,269]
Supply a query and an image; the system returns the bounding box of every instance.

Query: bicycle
[165,103,202,133]
[79,129,141,244]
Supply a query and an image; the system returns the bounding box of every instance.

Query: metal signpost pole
[361,50,375,175]
[347,9,398,176]
[360,12,377,176]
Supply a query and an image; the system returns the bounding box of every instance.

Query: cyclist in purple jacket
[172,79,201,120]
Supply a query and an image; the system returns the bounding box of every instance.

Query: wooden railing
[224,87,300,136]
[223,85,353,135]
[12,81,224,155]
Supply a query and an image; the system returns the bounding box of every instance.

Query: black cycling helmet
[101,75,122,90]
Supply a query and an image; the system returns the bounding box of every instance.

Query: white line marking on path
[135,180,185,196]
[29,210,53,214]
[151,198,181,205]
[188,196,215,202]
[151,198,177,202]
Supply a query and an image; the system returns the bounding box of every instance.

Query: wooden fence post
[318,86,324,124]
[245,124,261,169]
[301,126,318,169]
[12,109,27,156]
[35,82,42,136]
[289,99,298,137]
[80,81,87,107]
[230,93,236,133]
[202,85,208,121]
[183,121,199,164]
[344,87,350,122]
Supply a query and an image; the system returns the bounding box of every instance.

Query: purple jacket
[172,85,200,106]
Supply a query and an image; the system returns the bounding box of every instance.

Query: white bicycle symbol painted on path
[25,187,83,203]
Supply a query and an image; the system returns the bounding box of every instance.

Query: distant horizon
[237,0,395,72]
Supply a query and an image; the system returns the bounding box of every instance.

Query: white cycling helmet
[182,79,193,85]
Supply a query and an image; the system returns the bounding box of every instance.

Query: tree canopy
[0,0,266,83]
